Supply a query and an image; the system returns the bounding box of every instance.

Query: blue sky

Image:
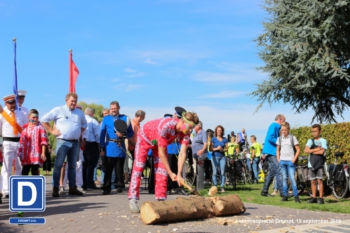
[0,0,344,144]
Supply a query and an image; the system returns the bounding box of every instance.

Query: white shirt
[19,106,29,124]
[41,105,87,140]
[82,115,100,142]
[0,107,27,137]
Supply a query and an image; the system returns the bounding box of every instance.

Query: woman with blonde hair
[276,122,301,202]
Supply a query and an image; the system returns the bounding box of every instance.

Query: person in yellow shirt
[226,135,239,157]
[250,135,262,183]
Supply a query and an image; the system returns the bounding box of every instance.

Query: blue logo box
[9,176,46,212]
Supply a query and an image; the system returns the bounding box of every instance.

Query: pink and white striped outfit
[128,117,189,200]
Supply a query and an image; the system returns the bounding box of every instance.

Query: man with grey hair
[126,110,146,183]
[261,114,286,197]
[82,107,100,190]
[192,121,208,187]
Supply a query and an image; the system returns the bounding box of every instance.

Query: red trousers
[128,138,168,200]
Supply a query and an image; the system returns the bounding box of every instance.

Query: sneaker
[52,187,59,197]
[69,186,84,196]
[308,197,317,203]
[59,186,65,195]
[77,187,86,194]
[221,188,225,193]
[281,196,288,201]
[129,199,140,213]
[317,198,325,204]
[294,196,301,203]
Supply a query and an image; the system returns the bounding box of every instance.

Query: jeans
[262,155,281,193]
[211,155,226,188]
[252,157,261,182]
[53,140,79,188]
[280,160,298,197]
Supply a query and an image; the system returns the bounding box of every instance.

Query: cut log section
[140,195,245,225]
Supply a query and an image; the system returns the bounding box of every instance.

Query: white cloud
[144,58,158,65]
[193,63,268,83]
[125,68,136,73]
[199,90,245,98]
[113,83,142,92]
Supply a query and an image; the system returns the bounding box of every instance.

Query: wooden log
[140,195,245,225]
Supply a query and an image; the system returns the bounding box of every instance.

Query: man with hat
[17,90,29,123]
[99,101,134,195]
[0,94,27,197]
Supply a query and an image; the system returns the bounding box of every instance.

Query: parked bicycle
[325,146,349,199]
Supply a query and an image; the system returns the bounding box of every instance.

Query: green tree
[251,0,350,123]
[78,101,105,122]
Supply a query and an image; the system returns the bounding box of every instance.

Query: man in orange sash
[0,94,27,197]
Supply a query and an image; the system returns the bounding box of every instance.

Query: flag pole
[13,38,19,109]
[69,49,72,93]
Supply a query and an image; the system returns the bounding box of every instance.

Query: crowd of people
[0,92,327,211]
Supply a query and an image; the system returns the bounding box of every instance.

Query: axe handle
[180,180,193,192]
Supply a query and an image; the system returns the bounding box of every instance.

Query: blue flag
[13,39,18,109]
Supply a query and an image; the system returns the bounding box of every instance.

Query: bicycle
[325,146,349,199]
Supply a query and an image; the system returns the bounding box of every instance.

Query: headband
[181,112,195,126]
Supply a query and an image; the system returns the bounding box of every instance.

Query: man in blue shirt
[99,101,134,194]
[41,93,87,197]
[261,114,285,197]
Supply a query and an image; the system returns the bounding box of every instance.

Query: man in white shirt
[82,107,100,190]
[17,90,29,123]
[41,92,87,197]
[0,94,27,197]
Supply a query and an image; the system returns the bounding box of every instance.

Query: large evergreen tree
[252,0,350,123]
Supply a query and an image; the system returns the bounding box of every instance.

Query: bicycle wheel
[241,169,247,185]
[332,177,349,199]
[231,173,237,190]
[245,170,253,184]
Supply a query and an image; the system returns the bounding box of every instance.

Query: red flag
[69,50,79,93]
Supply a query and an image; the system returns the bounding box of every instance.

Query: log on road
[140,194,245,225]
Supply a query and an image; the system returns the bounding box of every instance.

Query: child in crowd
[276,122,301,202]
[17,109,48,175]
[304,124,327,204]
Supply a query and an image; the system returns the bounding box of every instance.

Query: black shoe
[317,198,325,204]
[69,186,84,196]
[102,190,111,195]
[294,196,301,203]
[308,197,317,203]
[116,188,123,193]
[179,188,188,196]
[52,187,59,197]
[88,186,101,190]
[281,196,288,201]
[261,191,268,197]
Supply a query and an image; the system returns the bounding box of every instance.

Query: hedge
[291,122,350,164]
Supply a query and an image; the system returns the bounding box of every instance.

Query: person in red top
[128,111,199,213]
[17,109,48,175]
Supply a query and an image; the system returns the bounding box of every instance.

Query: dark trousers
[168,154,179,191]
[103,157,125,191]
[22,165,40,175]
[82,142,100,188]
[204,159,212,180]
